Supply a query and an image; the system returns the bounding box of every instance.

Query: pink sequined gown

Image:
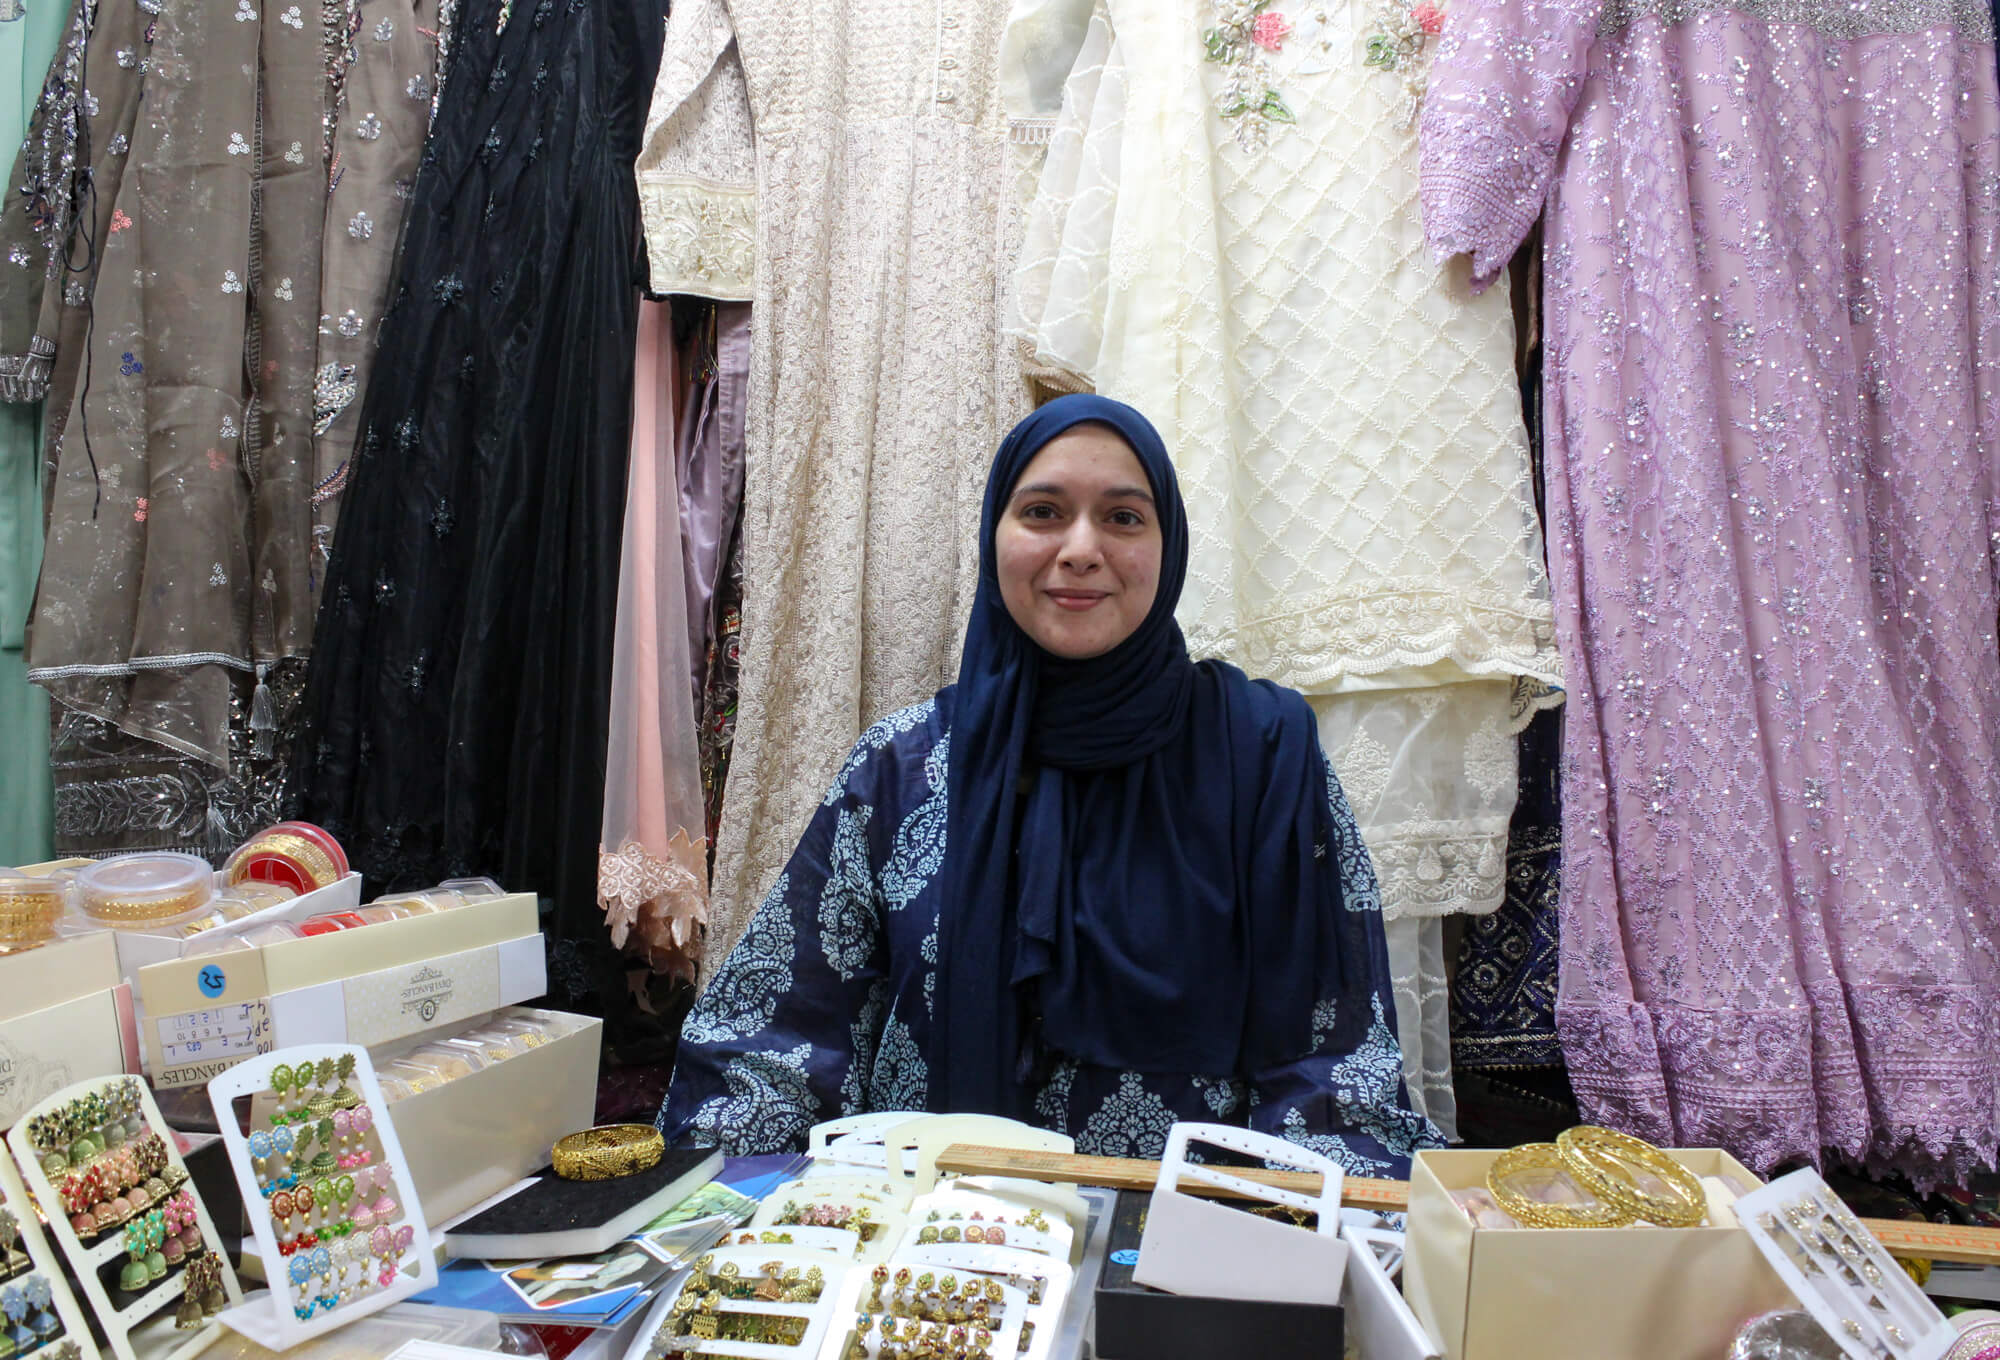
[1421,0,2000,1184]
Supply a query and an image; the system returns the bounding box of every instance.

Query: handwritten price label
[153,1001,271,1086]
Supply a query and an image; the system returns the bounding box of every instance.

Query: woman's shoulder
[823,695,951,804]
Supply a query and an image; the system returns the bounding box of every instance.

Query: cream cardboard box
[1403,1147,1793,1360]
[112,871,365,979]
[0,932,138,1128]
[387,1008,603,1228]
[135,892,546,1087]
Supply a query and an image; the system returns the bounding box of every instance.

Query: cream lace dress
[1007,0,1562,1131]
[638,0,1032,973]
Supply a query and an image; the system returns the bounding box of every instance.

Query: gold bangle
[230,833,342,890]
[1485,1143,1634,1229]
[1556,1126,1707,1228]
[79,885,212,924]
[551,1124,665,1182]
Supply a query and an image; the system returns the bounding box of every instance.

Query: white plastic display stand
[620,1245,853,1360]
[806,1113,925,1173]
[1339,1223,1444,1360]
[883,1116,1073,1193]
[906,1187,1075,1262]
[1133,1122,1348,1306]
[0,1149,100,1359]
[7,1075,244,1360]
[206,1044,438,1350]
[1737,1169,1957,1360]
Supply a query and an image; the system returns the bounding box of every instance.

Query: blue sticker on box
[1109,1249,1140,1267]
[197,965,227,998]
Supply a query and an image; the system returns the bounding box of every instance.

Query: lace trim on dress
[1597,0,1993,38]
[0,337,54,403]
[1184,583,1563,699]
[598,831,710,981]
[638,176,755,301]
[1366,814,1509,919]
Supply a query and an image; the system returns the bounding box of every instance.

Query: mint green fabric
[0,0,65,864]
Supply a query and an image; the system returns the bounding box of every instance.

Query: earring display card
[0,1148,100,1359]
[825,1255,1030,1360]
[624,1245,854,1360]
[206,1044,439,1349]
[1736,1170,1957,1360]
[7,1075,243,1360]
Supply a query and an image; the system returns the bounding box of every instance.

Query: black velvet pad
[451,1146,716,1235]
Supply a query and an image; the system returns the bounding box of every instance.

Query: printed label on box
[153,1000,272,1088]
[343,946,501,1046]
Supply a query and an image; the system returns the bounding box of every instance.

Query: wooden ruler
[935,1143,2000,1268]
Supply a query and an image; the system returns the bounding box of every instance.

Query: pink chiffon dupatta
[598,300,709,981]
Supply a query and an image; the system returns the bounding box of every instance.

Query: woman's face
[995,425,1162,660]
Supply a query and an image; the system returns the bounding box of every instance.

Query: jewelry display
[206,1044,436,1348]
[0,870,67,955]
[8,1075,233,1360]
[1483,1142,1633,1230]
[634,1246,855,1360]
[1736,1170,1956,1360]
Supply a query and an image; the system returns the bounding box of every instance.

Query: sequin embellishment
[119,351,142,376]
[111,209,132,232]
[233,0,255,19]
[356,113,382,140]
[313,363,357,436]
[279,3,302,23]
[336,309,363,337]
[285,141,305,164]
[1363,0,1445,126]
[348,212,373,240]
[221,269,243,293]
[1203,0,1297,148]
[274,277,294,301]
[406,74,430,101]
[373,16,392,38]
[227,132,251,156]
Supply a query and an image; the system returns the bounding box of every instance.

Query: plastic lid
[75,853,216,928]
[438,877,505,900]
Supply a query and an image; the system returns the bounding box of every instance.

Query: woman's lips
[1045,589,1109,612]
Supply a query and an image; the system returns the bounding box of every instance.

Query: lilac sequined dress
[1421,0,2000,1184]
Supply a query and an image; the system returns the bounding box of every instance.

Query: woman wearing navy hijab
[661,396,1434,1173]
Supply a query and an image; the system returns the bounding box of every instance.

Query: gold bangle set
[230,833,342,891]
[551,1124,665,1182]
[1485,1125,1707,1230]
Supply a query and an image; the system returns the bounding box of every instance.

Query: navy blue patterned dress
[661,699,1440,1177]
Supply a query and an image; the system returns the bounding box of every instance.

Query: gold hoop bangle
[230,832,342,890]
[551,1124,665,1182]
[1485,1143,1634,1229]
[1556,1125,1707,1228]
[79,885,212,925]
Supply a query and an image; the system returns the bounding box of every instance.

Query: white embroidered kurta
[639,0,1032,970]
[1008,0,1563,1129]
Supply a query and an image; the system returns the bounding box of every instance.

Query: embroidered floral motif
[336,308,363,337]
[232,0,255,19]
[208,563,227,586]
[405,74,430,101]
[1203,0,1296,149]
[221,269,243,293]
[818,804,878,979]
[274,276,294,301]
[1362,0,1445,126]
[1079,1072,1179,1157]
[372,16,392,38]
[348,211,373,240]
[356,112,382,140]
[116,48,136,68]
[132,497,148,522]
[284,141,304,165]
[682,872,795,1045]
[111,209,132,232]
[118,351,141,375]
[279,4,302,26]
[108,133,128,155]
[1250,9,1291,47]
[226,132,251,156]
[220,414,239,440]
[207,448,227,471]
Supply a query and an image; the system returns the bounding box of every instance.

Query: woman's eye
[1021,503,1058,521]
[1109,508,1144,527]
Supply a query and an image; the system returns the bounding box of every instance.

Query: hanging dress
[289,0,663,1011]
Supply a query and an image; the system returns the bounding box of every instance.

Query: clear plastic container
[0,869,67,954]
[74,853,215,931]
[181,933,254,958]
[240,922,304,948]
[439,877,505,900]
[408,1043,486,1080]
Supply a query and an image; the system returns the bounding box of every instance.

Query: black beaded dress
[288,0,663,1016]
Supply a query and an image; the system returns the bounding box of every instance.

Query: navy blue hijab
[932,395,1371,1118]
